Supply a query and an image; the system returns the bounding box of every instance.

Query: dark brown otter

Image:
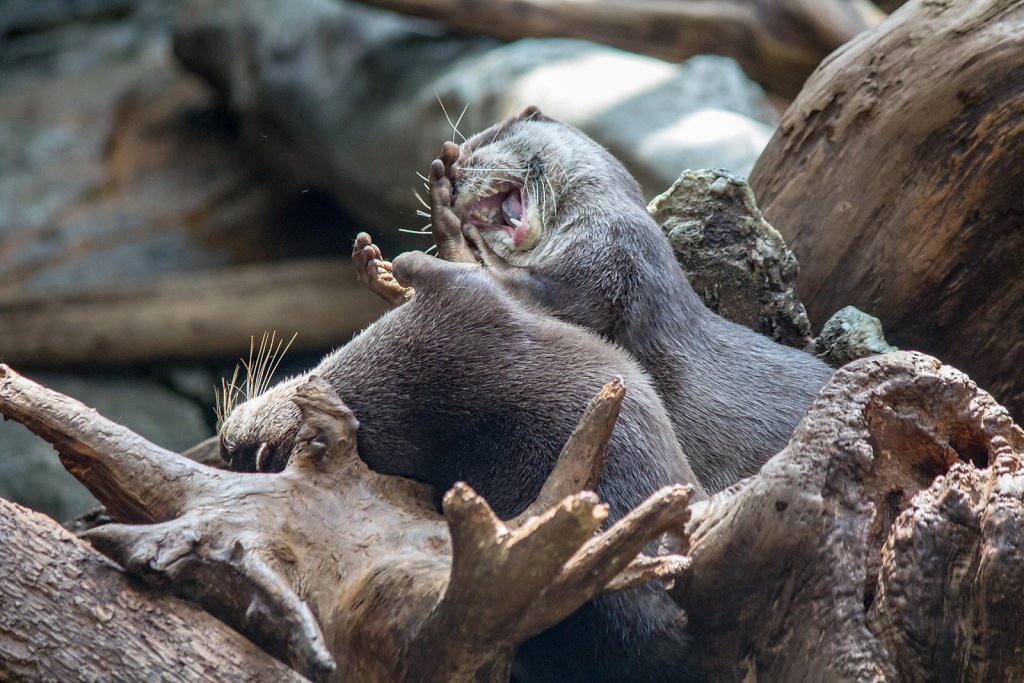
[427,107,834,493]
[220,248,705,681]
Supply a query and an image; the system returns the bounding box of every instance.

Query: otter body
[438,109,834,493]
[220,253,703,681]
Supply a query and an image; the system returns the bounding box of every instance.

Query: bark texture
[350,0,883,96]
[0,499,302,682]
[0,365,692,681]
[749,0,1024,420]
[673,351,1024,680]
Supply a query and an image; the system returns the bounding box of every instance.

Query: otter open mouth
[466,181,532,248]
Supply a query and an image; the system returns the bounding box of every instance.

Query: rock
[648,169,813,348]
[0,371,212,522]
[173,0,777,241]
[814,306,898,367]
[0,0,356,298]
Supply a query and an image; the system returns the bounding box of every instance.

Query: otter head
[450,106,644,261]
[218,375,305,473]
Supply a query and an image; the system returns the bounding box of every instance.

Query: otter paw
[429,149,478,264]
[464,222,510,273]
[352,232,414,307]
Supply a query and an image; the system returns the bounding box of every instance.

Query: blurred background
[0,0,898,520]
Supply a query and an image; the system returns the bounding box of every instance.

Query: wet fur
[451,109,834,493]
[220,253,704,681]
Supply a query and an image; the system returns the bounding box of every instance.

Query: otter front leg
[430,142,478,264]
[352,232,414,307]
[461,224,611,333]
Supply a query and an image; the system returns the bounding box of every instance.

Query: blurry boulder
[0,0,355,299]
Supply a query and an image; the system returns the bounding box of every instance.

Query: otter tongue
[501,192,523,222]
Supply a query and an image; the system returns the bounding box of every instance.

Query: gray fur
[453,109,834,493]
[220,253,703,681]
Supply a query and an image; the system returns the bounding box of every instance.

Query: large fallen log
[749,0,1024,420]
[349,0,884,97]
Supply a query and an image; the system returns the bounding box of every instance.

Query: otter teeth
[509,217,522,227]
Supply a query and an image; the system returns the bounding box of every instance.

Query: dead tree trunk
[748,0,1024,420]
[0,259,386,367]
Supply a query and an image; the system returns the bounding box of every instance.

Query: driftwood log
[350,0,884,97]
[0,365,692,681]
[749,0,1024,420]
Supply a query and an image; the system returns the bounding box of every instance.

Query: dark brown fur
[220,252,704,681]
[439,108,834,493]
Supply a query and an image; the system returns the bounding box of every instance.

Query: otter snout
[218,376,305,473]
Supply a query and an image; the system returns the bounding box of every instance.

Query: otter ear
[518,105,550,121]
[392,251,477,290]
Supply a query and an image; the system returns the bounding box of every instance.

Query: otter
[220,248,705,681]
[423,107,834,493]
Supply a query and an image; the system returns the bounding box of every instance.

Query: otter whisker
[213,363,242,432]
[237,331,298,404]
[452,102,470,143]
[416,171,429,183]
[240,335,259,403]
[415,209,431,219]
[543,171,558,216]
[398,227,432,235]
[412,188,431,210]
[259,332,297,400]
[425,243,437,254]
[435,93,468,144]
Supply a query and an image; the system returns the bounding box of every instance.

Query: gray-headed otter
[219,249,705,681]
[428,107,834,493]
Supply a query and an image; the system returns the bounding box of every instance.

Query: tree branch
[350,0,883,96]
